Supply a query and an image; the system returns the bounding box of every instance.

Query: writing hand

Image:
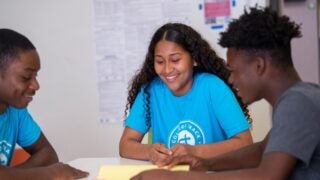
[149,143,173,167]
[170,144,194,157]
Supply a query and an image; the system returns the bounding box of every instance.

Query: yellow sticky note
[97,165,189,180]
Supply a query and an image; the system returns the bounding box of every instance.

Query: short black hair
[219,7,302,68]
[0,29,35,71]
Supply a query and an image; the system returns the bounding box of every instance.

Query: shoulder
[293,82,320,101]
[137,78,163,93]
[196,72,220,82]
[2,107,32,127]
[273,82,320,124]
[149,77,167,92]
[195,73,228,87]
[195,73,232,95]
[150,77,163,86]
[276,82,320,109]
[286,82,320,95]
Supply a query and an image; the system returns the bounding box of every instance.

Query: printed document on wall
[92,0,193,123]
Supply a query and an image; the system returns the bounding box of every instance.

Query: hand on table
[170,144,195,157]
[48,162,89,180]
[149,143,173,166]
[167,154,209,171]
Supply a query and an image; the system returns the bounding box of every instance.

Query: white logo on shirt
[168,120,205,148]
[0,140,12,165]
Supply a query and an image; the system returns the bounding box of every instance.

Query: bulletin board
[92,0,267,124]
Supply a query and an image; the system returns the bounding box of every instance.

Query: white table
[68,157,151,179]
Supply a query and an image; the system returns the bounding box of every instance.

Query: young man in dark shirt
[131,7,320,180]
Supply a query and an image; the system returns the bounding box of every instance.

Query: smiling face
[226,48,262,105]
[154,40,195,96]
[0,50,40,113]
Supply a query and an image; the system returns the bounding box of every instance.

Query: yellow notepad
[97,164,189,180]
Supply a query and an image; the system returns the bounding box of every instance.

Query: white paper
[93,0,193,123]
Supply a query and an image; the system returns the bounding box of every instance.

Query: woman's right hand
[149,143,173,167]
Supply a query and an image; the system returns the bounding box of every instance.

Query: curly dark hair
[219,7,302,68]
[125,23,251,127]
[0,29,35,72]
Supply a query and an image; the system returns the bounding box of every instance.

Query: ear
[193,60,198,66]
[251,56,266,76]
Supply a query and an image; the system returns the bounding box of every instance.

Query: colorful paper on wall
[204,0,231,28]
[97,165,189,180]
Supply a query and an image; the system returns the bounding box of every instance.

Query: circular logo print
[0,140,12,165]
[168,120,205,148]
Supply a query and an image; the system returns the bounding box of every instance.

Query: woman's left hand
[170,144,195,157]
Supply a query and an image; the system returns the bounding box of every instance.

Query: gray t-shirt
[265,82,320,180]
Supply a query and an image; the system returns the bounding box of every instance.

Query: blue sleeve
[124,88,149,134]
[210,78,250,138]
[17,108,41,147]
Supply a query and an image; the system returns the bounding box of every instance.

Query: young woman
[119,23,253,166]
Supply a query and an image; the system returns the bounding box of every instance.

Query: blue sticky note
[232,0,236,7]
[211,25,224,29]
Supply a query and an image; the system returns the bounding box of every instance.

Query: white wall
[0,0,271,161]
[0,0,124,161]
[281,0,319,84]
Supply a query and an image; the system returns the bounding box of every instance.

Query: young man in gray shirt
[131,7,320,180]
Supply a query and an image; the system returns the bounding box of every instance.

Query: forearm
[175,171,213,180]
[119,139,152,161]
[203,168,268,180]
[174,169,265,180]
[166,170,264,180]
[1,166,51,180]
[192,137,252,159]
[205,141,264,171]
[192,130,253,159]
[16,146,58,168]
[15,133,58,168]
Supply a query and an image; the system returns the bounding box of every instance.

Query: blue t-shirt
[0,106,41,166]
[125,73,250,148]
